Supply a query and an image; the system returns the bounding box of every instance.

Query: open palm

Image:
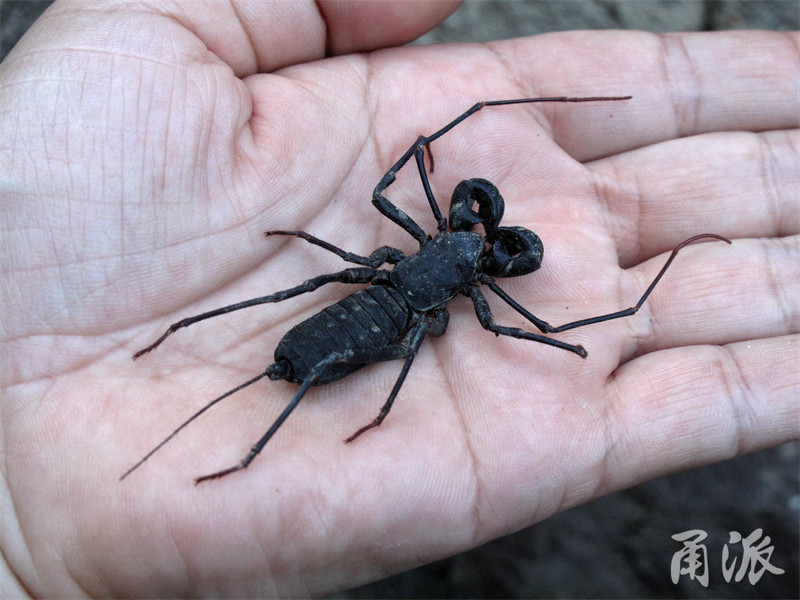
[1,2,797,597]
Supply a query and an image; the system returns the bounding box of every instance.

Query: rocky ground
[2,1,797,598]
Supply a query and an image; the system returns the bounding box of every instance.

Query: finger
[599,335,799,495]
[285,29,799,179]
[486,30,799,159]
[223,0,460,71]
[320,0,462,55]
[150,0,459,74]
[588,129,800,262]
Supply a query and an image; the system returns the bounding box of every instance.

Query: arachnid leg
[373,95,631,244]
[133,267,384,359]
[373,143,431,246]
[413,143,447,233]
[481,234,731,334]
[345,317,434,443]
[196,341,423,483]
[265,230,405,267]
[465,285,587,358]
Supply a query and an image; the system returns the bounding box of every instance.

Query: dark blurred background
[2,1,797,598]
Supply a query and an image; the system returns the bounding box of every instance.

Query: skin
[0,0,797,596]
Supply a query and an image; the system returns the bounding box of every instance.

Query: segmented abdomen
[274,284,411,384]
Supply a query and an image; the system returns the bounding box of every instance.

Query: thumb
[320,0,462,55]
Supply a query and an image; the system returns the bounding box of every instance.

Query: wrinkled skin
[1,1,798,596]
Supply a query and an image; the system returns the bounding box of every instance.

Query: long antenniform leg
[132,266,383,359]
[479,234,731,343]
[372,95,632,245]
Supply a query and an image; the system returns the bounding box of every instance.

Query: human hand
[1,1,797,596]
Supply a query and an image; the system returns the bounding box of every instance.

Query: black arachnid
[122,95,730,484]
